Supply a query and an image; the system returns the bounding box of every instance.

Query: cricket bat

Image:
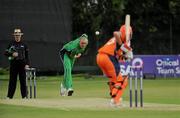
[125,14,131,45]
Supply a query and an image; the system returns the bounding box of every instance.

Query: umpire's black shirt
[5,41,30,65]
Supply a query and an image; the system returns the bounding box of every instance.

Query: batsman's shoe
[110,98,124,108]
[120,97,123,103]
[67,88,74,96]
[109,99,116,107]
[60,83,67,96]
[116,97,125,107]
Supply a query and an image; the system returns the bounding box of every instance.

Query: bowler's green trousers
[60,53,75,89]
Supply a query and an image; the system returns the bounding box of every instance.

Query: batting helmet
[119,25,132,43]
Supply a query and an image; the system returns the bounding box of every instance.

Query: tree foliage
[72,0,180,54]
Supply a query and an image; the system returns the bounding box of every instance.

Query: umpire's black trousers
[7,60,27,99]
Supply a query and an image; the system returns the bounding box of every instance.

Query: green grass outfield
[0,75,180,118]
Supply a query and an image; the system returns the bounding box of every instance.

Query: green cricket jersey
[63,38,86,59]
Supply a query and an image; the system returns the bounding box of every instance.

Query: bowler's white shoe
[60,83,67,96]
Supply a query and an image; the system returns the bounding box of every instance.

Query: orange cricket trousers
[96,53,128,104]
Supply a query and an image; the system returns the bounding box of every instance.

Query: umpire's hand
[12,52,18,57]
[25,65,30,69]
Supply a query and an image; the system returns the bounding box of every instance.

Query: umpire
[4,28,30,99]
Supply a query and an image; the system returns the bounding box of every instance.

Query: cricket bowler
[96,25,133,106]
[59,34,88,96]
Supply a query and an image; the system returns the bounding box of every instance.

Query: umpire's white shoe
[67,88,74,96]
[60,83,67,96]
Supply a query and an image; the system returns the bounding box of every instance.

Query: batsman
[59,34,88,96]
[96,24,133,106]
